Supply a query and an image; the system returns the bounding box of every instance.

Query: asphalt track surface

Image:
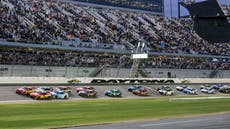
[65,113,230,129]
[0,85,229,102]
[0,85,229,129]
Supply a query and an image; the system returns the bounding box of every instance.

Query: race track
[0,85,229,102]
[0,85,230,129]
[65,113,230,129]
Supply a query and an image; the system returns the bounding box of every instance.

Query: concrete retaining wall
[0,77,229,84]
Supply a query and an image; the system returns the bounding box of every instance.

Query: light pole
[170,0,173,18]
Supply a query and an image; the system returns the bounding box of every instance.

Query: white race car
[157,86,174,96]
[50,90,69,99]
[201,87,215,94]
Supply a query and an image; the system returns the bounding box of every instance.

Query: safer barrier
[0,77,230,85]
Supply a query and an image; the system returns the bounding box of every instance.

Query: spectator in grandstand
[0,0,229,56]
[0,48,229,70]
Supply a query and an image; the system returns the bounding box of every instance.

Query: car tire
[35,96,39,100]
[64,96,68,99]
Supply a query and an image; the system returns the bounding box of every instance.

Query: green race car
[105,89,122,97]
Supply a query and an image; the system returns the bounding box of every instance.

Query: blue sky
[164,0,230,18]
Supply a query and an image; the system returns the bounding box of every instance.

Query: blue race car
[105,89,122,97]
[212,84,222,90]
[50,90,69,99]
[183,87,198,95]
[128,86,142,92]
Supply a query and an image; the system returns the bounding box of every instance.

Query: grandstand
[0,0,229,78]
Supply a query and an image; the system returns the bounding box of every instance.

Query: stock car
[219,85,230,94]
[16,86,34,95]
[128,85,142,92]
[104,89,122,97]
[183,87,198,95]
[38,87,53,92]
[76,86,95,93]
[212,84,222,90]
[181,80,191,83]
[176,85,188,91]
[200,84,211,89]
[56,86,72,95]
[50,90,69,99]
[132,87,148,96]
[78,90,97,97]
[201,87,215,94]
[30,90,52,100]
[157,86,174,96]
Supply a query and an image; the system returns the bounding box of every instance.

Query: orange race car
[132,87,148,96]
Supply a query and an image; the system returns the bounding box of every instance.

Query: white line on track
[0,100,34,103]
[170,96,230,101]
[140,118,221,127]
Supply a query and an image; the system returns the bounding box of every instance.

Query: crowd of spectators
[222,4,230,15]
[0,0,229,56]
[0,48,229,70]
[222,4,230,22]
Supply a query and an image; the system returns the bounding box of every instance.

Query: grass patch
[0,98,230,129]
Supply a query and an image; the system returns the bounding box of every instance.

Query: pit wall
[0,77,229,84]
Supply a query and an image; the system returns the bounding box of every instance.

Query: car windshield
[166,88,172,91]
[85,86,93,89]
[135,86,141,88]
[26,87,33,90]
[113,90,119,93]
[88,90,94,93]
[60,87,70,90]
[205,87,212,90]
[189,88,195,91]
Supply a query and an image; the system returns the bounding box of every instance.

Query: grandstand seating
[0,0,229,78]
[0,48,229,70]
[0,0,229,56]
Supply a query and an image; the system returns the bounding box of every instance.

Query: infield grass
[0,98,230,129]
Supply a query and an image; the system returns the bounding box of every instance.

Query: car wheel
[64,96,68,99]
[35,96,39,100]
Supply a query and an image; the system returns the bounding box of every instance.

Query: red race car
[30,90,52,100]
[16,86,34,95]
[76,86,95,93]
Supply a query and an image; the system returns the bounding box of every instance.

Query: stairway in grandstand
[89,66,104,77]
[138,69,150,78]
